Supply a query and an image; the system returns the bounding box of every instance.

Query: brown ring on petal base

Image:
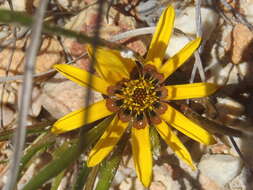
[105,63,169,129]
[156,87,168,99]
[119,109,131,122]
[106,98,121,112]
[133,113,148,129]
[154,102,168,115]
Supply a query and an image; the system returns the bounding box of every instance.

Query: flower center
[133,88,146,105]
[121,78,158,112]
[106,64,168,129]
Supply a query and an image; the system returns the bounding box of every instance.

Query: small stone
[0,105,15,127]
[215,97,245,125]
[151,164,174,189]
[41,72,102,119]
[229,167,253,190]
[207,62,249,85]
[199,174,223,190]
[0,37,63,74]
[228,24,253,64]
[198,154,242,187]
[18,86,43,117]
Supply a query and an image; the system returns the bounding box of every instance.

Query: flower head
[51,6,218,187]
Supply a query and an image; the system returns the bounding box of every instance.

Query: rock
[18,85,43,117]
[228,167,253,190]
[198,154,242,187]
[41,72,102,119]
[0,37,63,74]
[150,164,174,190]
[199,174,223,190]
[215,97,245,125]
[241,1,253,24]
[136,0,165,26]
[0,105,15,127]
[229,24,253,64]
[0,0,25,11]
[166,6,219,57]
[207,62,249,85]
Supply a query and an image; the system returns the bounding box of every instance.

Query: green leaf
[72,162,91,190]
[0,120,54,141]
[50,171,65,190]
[150,125,161,158]
[84,165,100,190]
[22,116,113,190]
[19,133,55,178]
[95,133,129,190]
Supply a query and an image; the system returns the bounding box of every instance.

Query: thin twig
[219,0,253,31]
[190,0,205,83]
[0,51,89,83]
[229,137,253,173]
[0,28,17,128]
[80,0,106,144]
[0,0,17,128]
[0,28,29,52]
[3,1,49,189]
[0,26,203,84]
[110,27,156,42]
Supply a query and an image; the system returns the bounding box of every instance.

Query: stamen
[106,63,169,129]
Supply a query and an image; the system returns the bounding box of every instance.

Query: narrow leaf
[72,162,91,190]
[95,133,129,190]
[22,116,113,190]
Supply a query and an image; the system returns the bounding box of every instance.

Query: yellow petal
[161,105,216,145]
[145,6,175,68]
[131,126,152,187]
[165,83,219,100]
[155,121,195,169]
[160,38,201,78]
[87,45,135,83]
[87,116,128,166]
[54,64,110,95]
[51,100,112,134]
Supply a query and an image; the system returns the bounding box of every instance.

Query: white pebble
[166,6,219,58]
[198,154,242,187]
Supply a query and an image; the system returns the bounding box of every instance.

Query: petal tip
[141,175,152,187]
[194,37,202,48]
[87,157,100,167]
[166,5,175,13]
[208,135,217,145]
[51,125,62,134]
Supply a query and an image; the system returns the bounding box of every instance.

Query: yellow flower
[51,6,218,187]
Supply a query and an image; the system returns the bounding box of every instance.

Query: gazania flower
[51,6,218,187]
